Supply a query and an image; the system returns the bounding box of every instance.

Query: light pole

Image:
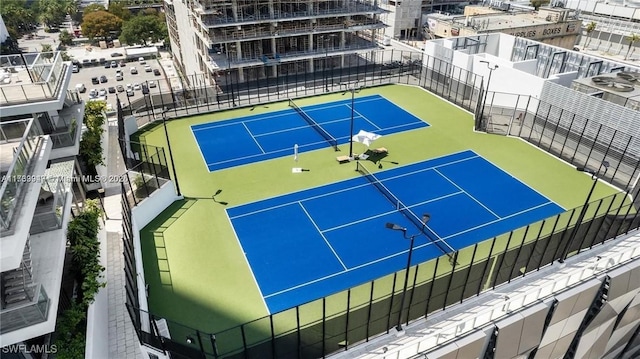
[386,213,431,332]
[343,82,361,159]
[161,110,181,196]
[478,60,498,129]
[558,160,610,263]
[321,35,330,92]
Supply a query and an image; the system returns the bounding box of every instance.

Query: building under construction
[164,0,387,86]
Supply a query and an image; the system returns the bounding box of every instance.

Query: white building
[0,51,85,352]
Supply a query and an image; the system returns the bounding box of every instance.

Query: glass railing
[0,118,32,143]
[0,284,50,334]
[0,119,44,232]
[50,118,78,149]
[30,178,67,234]
[0,52,65,105]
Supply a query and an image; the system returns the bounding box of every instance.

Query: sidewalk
[103,119,144,358]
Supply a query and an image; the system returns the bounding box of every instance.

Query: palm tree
[625,33,640,60]
[584,21,596,48]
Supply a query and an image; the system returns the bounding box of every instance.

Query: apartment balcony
[200,3,386,28]
[208,41,380,70]
[208,19,386,44]
[48,102,84,160]
[0,52,69,107]
[0,284,49,334]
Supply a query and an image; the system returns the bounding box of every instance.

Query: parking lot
[69,56,170,113]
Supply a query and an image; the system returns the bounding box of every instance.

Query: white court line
[263,238,441,299]
[433,167,501,220]
[442,201,556,240]
[242,122,265,154]
[225,210,270,312]
[345,102,381,131]
[298,202,348,271]
[206,138,327,168]
[190,127,210,174]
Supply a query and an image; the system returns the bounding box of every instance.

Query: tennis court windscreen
[355,162,456,258]
[289,99,339,151]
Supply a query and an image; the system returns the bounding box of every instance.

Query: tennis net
[289,99,339,151]
[355,162,456,259]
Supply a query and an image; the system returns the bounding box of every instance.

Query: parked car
[91,77,99,85]
[75,83,86,93]
[82,59,90,66]
[111,52,123,57]
[144,65,152,72]
[110,61,118,68]
[89,88,98,98]
[108,86,116,93]
[153,68,161,76]
[115,73,123,81]
[98,88,107,97]
[72,59,81,67]
[141,84,149,95]
[148,80,156,88]
[104,62,111,68]
[130,67,138,74]
[100,75,108,83]
[133,83,141,90]
[119,60,126,67]
[138,57,146,64]
[126,83,133,91]
[72,65,79,73]
[126,89,134,97]
[116,84,125,92]
[99,57,106,63]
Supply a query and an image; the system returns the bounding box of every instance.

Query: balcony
[30,177,67,235]
[0,119,46,235]
[208,41,380,70]
[0,284,49,334]
[201,2,386,28]
[208,19,386,44]
[0,52,67,106]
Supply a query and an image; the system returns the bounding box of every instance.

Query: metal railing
[0,284,49,334]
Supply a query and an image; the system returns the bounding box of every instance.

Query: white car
[144,65,152,72]
[133,83,141,90]
[126,83,133,91]
[115,73,123,81]
[98,88,107,97]
[72,65,79,73]
[75,83,86,93]
[130,67,138,74]
[148,80,156,88]
[89,88,98,98]
[138,57,146,64]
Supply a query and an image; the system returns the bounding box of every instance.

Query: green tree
[584,21,597,48]
[81,10,123,41]
[79,101,106,168]
[108,1,131,21]
[59,30,73,46]
[0,2,36,36]
[625,33,640,60]
[530,0,549,10]
[82,3,106,15]
[41,43,53,58]
[119,15,166,46]
[35,0,66,30]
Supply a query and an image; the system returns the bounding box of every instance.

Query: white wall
[130,182,180,332]
[548,71,579,87]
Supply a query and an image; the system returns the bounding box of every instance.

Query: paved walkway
[104,118,144,358]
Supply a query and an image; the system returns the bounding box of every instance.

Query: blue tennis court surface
[191,95,427,171]
[227,150,564,313]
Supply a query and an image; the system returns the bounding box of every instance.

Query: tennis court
[191,94,428,171]
[227,150,564,313]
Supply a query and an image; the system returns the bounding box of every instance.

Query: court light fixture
[385,214,431,332]
[558,160,610,263]
[186,336,194,344]
[478,60,498,130]
[342,81,363,159]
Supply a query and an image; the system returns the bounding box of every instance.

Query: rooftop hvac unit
[591,76,635,92]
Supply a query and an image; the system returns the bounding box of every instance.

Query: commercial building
[425,5,582,49]
[0,50,85,352]
[164,0,386,85]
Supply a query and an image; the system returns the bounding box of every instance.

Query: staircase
[1,239,37,309]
